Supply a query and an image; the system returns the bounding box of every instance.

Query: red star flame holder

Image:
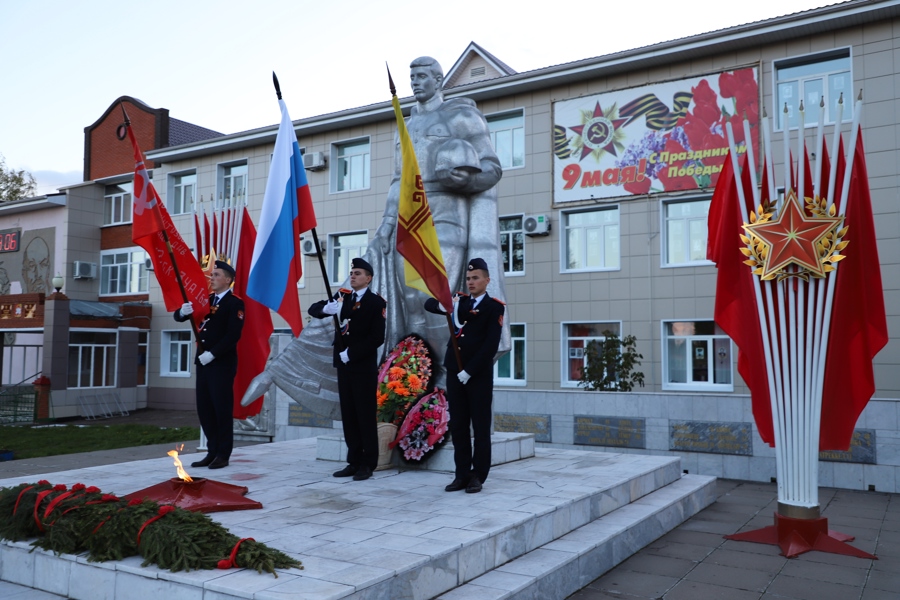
[124,478,262,513]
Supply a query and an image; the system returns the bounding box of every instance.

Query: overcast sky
[2,0,839,195]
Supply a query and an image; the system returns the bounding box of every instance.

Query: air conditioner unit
[73,261,97,279]
[144,257,154,271]
[302,151,327,171]
[301,238,324,256]
[524,214,551,236]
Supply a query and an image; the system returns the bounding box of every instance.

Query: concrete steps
[0,437,716,600]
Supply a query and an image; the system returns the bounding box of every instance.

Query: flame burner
[125,477,263,513]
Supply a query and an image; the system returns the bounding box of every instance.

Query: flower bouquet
[389,389,450,463]
[376,335,434,426]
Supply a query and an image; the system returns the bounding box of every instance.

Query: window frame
[67,329,118,389]
[560,321,622,388]
[486,109,525,170]
[137,330,149,387]
[774,48,853,132]
[327,230,368,285]
[494,322,526,386]
[160,329,194,378]
[661,196,713,268]
[330,137,371,193]
[560,206,620,273]
[102,182,133,226]
[216,161,248,208]
[661,319,734,392]
[499,214,526,277]
[99,247,149,296]
[167,170,197,216]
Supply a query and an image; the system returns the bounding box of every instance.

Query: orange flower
[394,385,411,397]
[407,374,423,392]
[386,380,404,392]
[388,367,405,381]
[377,392,388,406]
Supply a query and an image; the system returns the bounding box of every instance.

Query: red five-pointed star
[744,190,840,279]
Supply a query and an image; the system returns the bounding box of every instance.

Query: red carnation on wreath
[389,389,450,463]
[376,334,434,426]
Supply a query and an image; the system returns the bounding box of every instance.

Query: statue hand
[241,370,273,406]
[375,223,395,254]
[436,167,471,189]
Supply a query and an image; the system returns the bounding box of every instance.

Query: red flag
[232,208,274,419]
[203,212,211,258]
[820,130,888,450]
[127,126,210,326]
[709,152,775,444]
[193,212,202,262]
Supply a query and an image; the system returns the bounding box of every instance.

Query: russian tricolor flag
[247,99,316,336]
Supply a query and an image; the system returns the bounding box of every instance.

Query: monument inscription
[819,429,876,464]
[669,421,753,455]
[574,416,645,449]
[494,413,551,442]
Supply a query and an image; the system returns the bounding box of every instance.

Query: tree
[0,154,37,202]
[579,331,645,392]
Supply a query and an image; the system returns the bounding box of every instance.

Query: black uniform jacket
[425,293,504,376]
[309,288,386,368]
[174,291,245,364]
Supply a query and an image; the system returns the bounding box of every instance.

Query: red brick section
[100,224,135,250]
[87,99,159,180]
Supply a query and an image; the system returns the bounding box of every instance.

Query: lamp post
[52,273,64,294]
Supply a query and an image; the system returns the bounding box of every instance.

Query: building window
[137,331,149,386]
[333,138,370,192]
[494,323,526,385]
[562,322,620,387]
[218,162,247,207]
[662,320,733,390]
[562,207,619,272]
[162,330,193,377]
[68,331,117,388]
[328,231,368,284]
[168,171,196,215]
[499,215,525,275]
[487,110,524,169]
[103,182,133,226]
[775,49,851,130]
[663,198,711,266]
[100,248,148,295]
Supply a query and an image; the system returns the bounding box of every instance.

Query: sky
[2,0,841,195]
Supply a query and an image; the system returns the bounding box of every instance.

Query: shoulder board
[490,297,506,306]
[338,288,352,295]
[456,292,470,298]
[230,293,243,301]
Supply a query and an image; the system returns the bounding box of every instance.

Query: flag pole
[120,104,203,347]
[272,72,342,346]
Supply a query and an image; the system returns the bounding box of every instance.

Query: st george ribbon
[709,94,887,558]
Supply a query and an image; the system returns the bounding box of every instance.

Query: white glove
[180,302,193,316]
[457,370,471,385]
[199,351,214,366]
[339,349,350,364]
[322,299,340,315]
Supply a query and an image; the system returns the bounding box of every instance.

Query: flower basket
[376,334,434,426]
[389,390,450,463]
[375,422,398,471]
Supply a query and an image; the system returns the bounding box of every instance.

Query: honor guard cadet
[309,257,386,481]
[424,257,505,493]
[174,260,245,470]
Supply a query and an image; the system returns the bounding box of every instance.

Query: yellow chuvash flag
[391,93,454,310]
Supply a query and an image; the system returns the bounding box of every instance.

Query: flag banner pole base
[725,512,877,559]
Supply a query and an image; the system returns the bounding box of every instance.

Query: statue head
[409,56,443,103]
[22,237,51,294]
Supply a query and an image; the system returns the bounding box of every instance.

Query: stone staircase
[0,436,716,600]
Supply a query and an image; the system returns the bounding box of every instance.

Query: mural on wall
[552,66,759,202]
[0,228,56,295]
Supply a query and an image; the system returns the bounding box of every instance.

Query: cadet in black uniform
[309,257,386,481]
[425,257,504,493]
[174,260,245,470]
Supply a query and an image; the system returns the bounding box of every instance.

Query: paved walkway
[1,409,897,599]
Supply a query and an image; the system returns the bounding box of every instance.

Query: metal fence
[0,385,37,424]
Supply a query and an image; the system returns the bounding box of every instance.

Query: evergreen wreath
[0,480,301,576]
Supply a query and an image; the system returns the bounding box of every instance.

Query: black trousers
[446,367,493,482]
[196,359,236,460]
[337,362,378,470]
